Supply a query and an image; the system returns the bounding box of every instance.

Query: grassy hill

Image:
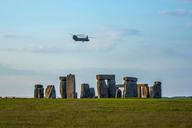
[0,98,191,128]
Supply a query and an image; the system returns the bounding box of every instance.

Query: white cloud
[159,9,192,16]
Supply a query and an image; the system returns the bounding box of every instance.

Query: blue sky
[0,0,192,97]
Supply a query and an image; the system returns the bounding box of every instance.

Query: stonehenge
[115,87,122,98]
[34,84,44,98]
[96,74,116,98]
[137,84,149,98]
[59,76,67,98]
[59,74,76,99]
[150,81,162,98]
[33,74,162,99]
[45,85,56,98]
[89,88,95,98]
[66,74,76,98]
[80,84,95,98]
[80,83,90,98]
[123,77,138,98]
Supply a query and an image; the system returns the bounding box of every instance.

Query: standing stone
[115,87,122,98]
[80,83,90,98]
[150,81,162,98]
[75,92,78,99]
[34,84,44,98]
[66,74,76,98]
[123,77,138,98]
[137,84,149,98]
[97,79,108,98]
[45,85,56,98]
[108,79,116,98]
[96,74,116,98]
[59,76,67,98]
[89,88,95,98]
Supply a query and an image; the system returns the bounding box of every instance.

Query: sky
[0,0,192,97]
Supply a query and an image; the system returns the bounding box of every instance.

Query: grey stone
[75,92,78,99]
[34,84,44,98]
[123,77,137,82]
[45,85,56,98]
[97,79,108,98]
[96,74,115,80]
[108,79,116,98]
[123,76,138,98]
[96,74,116,98]
[137,84,149,98]
[89,88,95,98]
[59,76,67,81]
[116,84,124,88]
[80,83,90,98]
[60,76,67,98]
[150,81,162,98]
[66,74,76,98]
[115,88,122,98]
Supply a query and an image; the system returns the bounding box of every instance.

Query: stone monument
[34,84,44,98]
[80,83,90,98]
[59,76,67,98]
[45,85,56,98]
[137,84,149,98]
[123,77,138,98]
[96,74,116,98]
[150,81,162,98]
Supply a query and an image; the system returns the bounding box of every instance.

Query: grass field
[0,98,192,128]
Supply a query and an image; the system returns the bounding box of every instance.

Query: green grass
[0,98,192,128]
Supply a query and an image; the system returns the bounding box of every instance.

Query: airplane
[71,34,92,42]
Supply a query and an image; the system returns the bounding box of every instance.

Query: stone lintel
[96,74,115,80]
[116,84,124,88]
[137,84,148,87]
[154,81,161,85]
[81,83,89,86]
[59,76,67,81]
[35,84,43,88]
[123,76,137,82]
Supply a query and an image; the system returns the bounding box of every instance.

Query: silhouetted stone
[66,74,76,98]
[96,75,115,80]
[59,76,67,98]
[115,87,122,98]
[34,84,44,98]
[75,92,78,98]
[97,79,108,98]
[123,77,138,98]
[45,85,56,98]
[137,84,149,98]
[108,79,116,98]
[150,81,162,98]
[80,83,90,98]
[89,88,95,98]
